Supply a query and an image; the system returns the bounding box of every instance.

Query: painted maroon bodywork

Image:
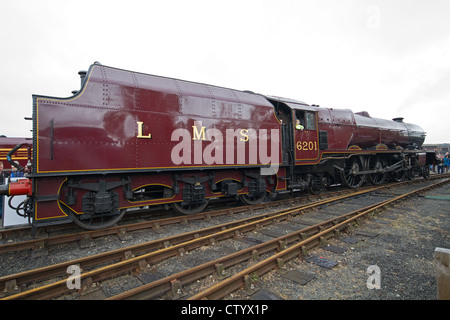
[317,108,425,151]
[34,64,281,175]
[31,63,282,222]
[271,99,426,168]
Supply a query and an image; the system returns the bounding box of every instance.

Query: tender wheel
[308,176,323,195]
[368,156,386,185]
[60,179,129,230]
[340,157,365,188]
[65,207,127,230]
[172,200,209,215]
[308,185,322,195]
[239,192,267,205]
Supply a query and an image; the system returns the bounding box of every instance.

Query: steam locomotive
[0,62,433,230]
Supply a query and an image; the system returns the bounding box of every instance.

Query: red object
[31,63,282,226]
[34,65,281,173]
[8,179,32,196]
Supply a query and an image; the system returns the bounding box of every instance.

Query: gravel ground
[232,183,450,300]
[0,207,277,278]
[1,180,448,302]
[102,181,450,301]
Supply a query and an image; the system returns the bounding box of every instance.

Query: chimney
[78,70,87,87]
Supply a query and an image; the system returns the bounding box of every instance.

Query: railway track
[111,178,450,300]
[0,186,383,298]
[1,176,448,300]
[2,173,448,256]
[0,184,389,256]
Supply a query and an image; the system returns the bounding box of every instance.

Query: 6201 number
[296,140,318,151]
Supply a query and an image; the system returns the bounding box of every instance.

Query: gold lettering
[240,129,249,142]
[137,121,152,139]
[296,140,318,151]
[192,125,206,141]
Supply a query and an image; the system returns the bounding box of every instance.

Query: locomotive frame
[1,62,434,230]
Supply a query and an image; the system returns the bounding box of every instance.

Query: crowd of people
[436,152,450,174]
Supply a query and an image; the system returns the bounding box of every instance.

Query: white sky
[1,0,449,143]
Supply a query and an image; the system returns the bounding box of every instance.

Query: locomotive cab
[267,96,320,165]
[292,107,320,163]
[265,96,324,194]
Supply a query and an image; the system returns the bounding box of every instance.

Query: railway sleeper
[215,263,230,280]
[3,279,19,295]
[31,241,49,258]
[79,276,101,296]
[171,279,186,300]
[244,274,260,295]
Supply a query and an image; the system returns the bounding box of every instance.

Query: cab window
[306,112,316,130]
[295,110,316,130]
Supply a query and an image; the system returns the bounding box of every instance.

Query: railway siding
[230,183,450,300]
[1,177,448,300]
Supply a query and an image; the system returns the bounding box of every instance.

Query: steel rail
[0,185,380,294]
[109,178,449,300]
[188,178,449,300]
[0,205,250,254]
[2,178,447,300]
[0,184,389,299]
[0,206,295,294]
[0,186,360,254]
[0,175,438,254]
[107,201,386,300]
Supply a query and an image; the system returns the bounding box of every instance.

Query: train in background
[0,62,435,230]
[0,137,32,171]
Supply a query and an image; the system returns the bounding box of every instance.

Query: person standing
[437,154,444,174]
[0,161,10,219]
[444,153,450,173]
[10,161,24,178]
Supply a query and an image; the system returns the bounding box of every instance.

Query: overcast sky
[1,0,449,143]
